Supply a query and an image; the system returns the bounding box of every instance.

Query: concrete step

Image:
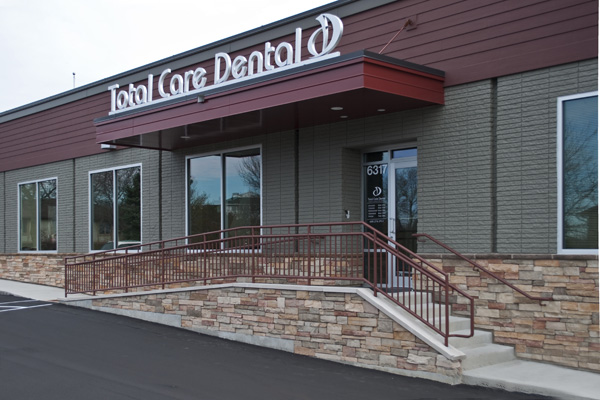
[377,295,472,334]
[460,343,516,371]
[374,293,516,374]
[449,328,493,348]
[424,314,472,333]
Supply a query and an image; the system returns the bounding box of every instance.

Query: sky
[0,0,335,113]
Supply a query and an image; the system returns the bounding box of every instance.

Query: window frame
[557,91,598,255]
[88,164,143,252]
[17,177,58,253]
[185,145,263,242]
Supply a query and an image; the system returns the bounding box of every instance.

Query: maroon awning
[94,51,444,150]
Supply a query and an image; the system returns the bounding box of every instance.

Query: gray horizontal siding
[496,58,598,254]
[0,59,596,256]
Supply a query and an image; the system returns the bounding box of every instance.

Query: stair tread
[449,329,491,344]
[460,342,515,354]
[460,342,516,371]
[426,315,471,329]
[450,329,491,339]
[451,328,490,335]
[428,315,469,321]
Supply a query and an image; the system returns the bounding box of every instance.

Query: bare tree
[563,122,598,248]
[239,155,261,193]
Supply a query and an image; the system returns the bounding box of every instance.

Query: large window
[90,165,141,251]
[187,148,261,241]
[19,179,57,252]
[558,92,598,254]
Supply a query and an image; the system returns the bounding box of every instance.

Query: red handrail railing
[65,222,475,346]
[413,233,553,302]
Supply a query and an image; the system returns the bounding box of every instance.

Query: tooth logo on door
[373,186,382,197]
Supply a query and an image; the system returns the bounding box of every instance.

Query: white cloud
[0,0,333,112]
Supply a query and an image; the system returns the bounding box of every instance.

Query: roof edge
[93,50,445,125]
[0,0,397,124]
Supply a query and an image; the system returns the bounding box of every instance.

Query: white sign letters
[107,14,343,115]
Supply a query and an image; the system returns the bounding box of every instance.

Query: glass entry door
[389,150,418,252]
[363,148,417,288]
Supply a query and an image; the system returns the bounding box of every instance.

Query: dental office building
[0,0,598,373]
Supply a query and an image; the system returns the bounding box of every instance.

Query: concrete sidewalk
[1,278,599,400]
[0,279,92,301]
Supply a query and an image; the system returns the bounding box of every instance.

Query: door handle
[389,218,396,234]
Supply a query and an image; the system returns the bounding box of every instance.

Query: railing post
[161,248,166,290]
[444,273,450,347]
[125,256,129,293]
[307,225,312,286]
[251,228,256,284]
[306,225,312,286]
[203,234,207,284]
[372,232,378,297]
[470,297,475,338]
[64,260,68,297]
[92,261,97,296]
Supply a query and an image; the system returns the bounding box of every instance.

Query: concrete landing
[463,359,600,400]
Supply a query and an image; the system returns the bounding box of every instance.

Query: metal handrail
[363,229,475,345]
[65,222,475,346]
[413,233,553,302]
[65,222,364,265]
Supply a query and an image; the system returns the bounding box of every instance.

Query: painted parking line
[0,300,53,313]
[0,299,45,305]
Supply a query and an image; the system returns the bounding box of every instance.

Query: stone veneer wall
[0,254,67,288]
[88,286,463,383]
[423,255,599,372]
[2,252,598,373]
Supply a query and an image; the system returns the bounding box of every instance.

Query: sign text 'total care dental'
[107,14,343,115]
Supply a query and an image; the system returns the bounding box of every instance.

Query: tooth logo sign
[107,13,344,115]
[373,186,382,197]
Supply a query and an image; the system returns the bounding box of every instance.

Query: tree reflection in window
[225,152,261,233]
[188,149,261,244]
[91,167,140,250]
[188,156,221,242]
[39,180,57,251]
[19,183,37,251]
[117,168,141,246]
[395,167,418,252]
[19,179,56,251]
[562,95,598,250]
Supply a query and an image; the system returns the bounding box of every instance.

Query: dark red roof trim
[95,51,445,150]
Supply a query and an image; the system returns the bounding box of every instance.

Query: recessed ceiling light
[180,135,191,139]
[331,106,343,111]
[377,108,386,112]
[340,115,348,119]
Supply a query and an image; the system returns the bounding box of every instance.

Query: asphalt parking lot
[0,294,551,400]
